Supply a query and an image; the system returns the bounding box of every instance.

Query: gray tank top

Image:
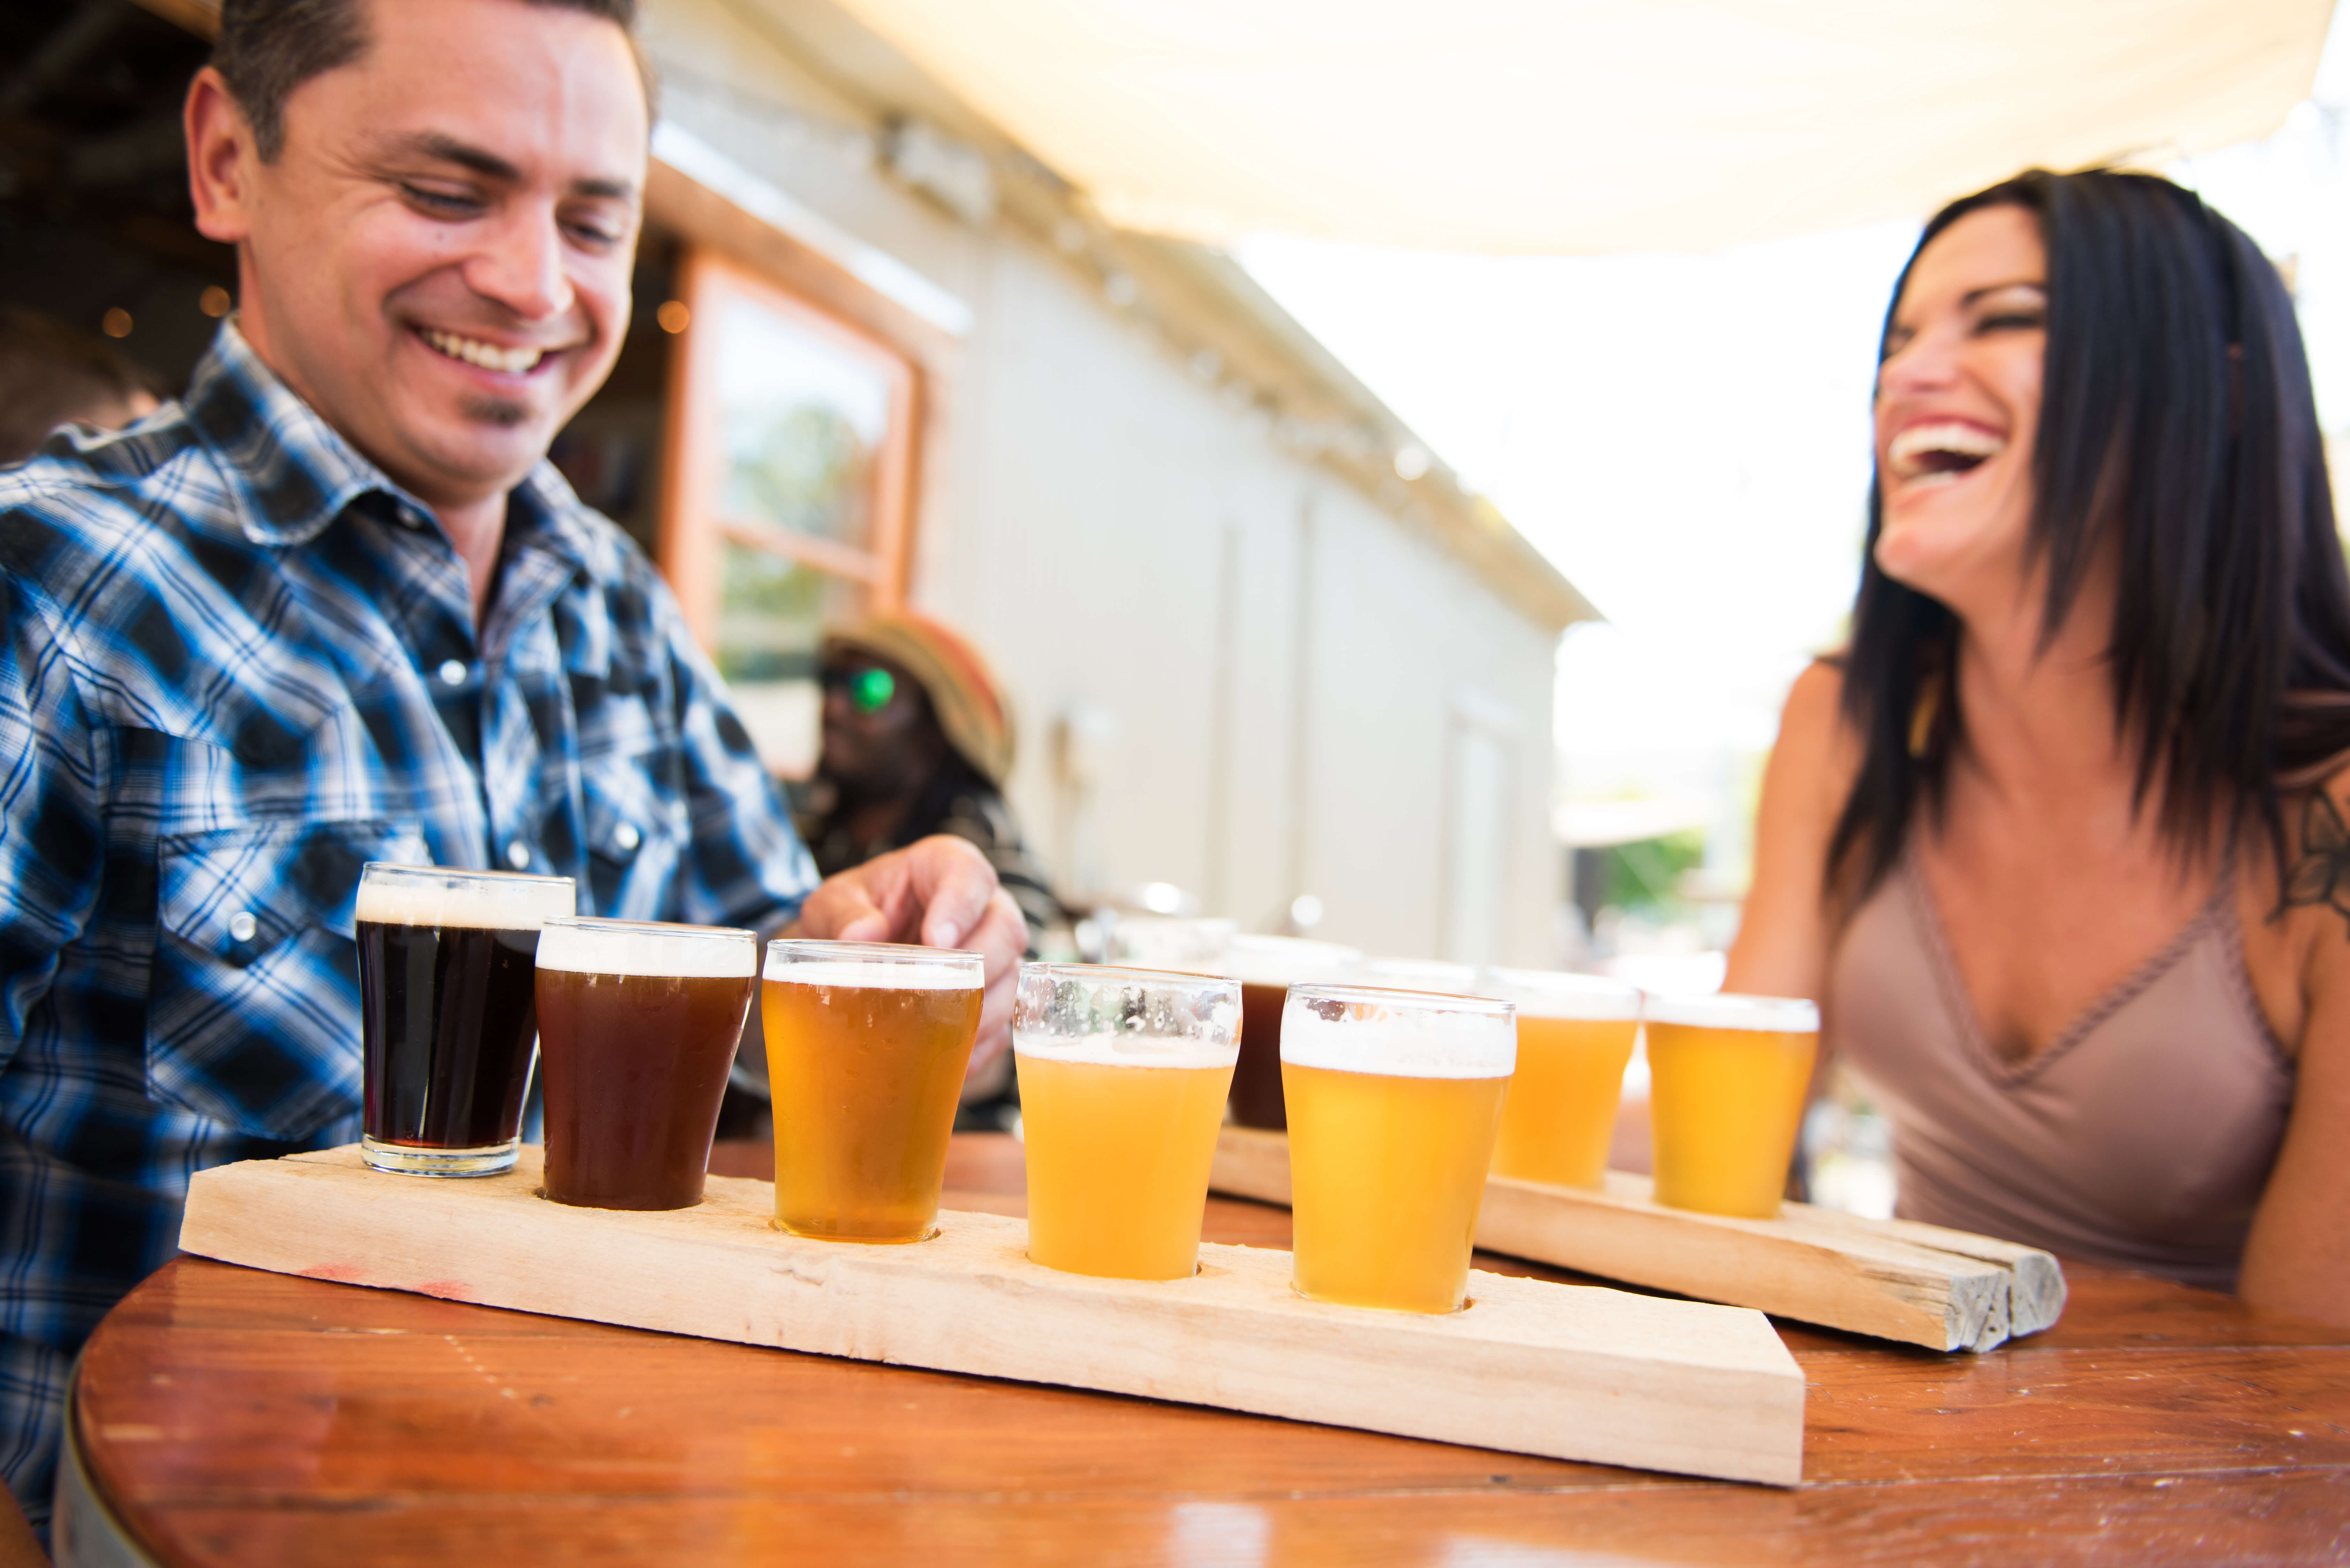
[1826,841,2294,1292]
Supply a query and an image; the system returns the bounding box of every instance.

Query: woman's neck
[1948,565,2134,806]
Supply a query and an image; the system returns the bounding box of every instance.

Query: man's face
[199,0,646,511]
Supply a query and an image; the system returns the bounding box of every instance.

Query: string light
[199,286,232,318]
[101,308,132,338]
[656,300,691,333]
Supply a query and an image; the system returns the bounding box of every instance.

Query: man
[0,0,1023,1539]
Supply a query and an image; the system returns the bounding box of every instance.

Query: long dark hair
[1829,168,2350,901]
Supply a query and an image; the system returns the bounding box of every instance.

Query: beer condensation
[764,960,982,1242]
[535,920,755,1211]
[1016,1039,1235,1281]
[356,870,573,1165]
[1280,995,1514,1314]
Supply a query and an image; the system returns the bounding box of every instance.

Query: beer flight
[352,864,1821,1317]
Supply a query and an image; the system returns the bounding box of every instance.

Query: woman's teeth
[1888,421,2005,487]
[420,328,547,374]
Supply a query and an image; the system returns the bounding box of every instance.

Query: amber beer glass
[1481,969,1643,1189]
[534,918,757,1210]
[1015,965,1241,1280]
[1281,985,1516,1313]
[763,940,984,1242]
[356,863,576,1176]
[1224,935,1362,1129]
[1645,993,1821,1217]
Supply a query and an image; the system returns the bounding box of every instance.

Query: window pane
[713,298,894,551]
[715,539,862,780]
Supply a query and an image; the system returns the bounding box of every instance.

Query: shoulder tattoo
[2282,791,2350,937]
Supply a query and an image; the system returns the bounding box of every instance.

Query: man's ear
[185,66,256,245]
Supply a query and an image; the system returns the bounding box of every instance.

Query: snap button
[227,910,258,943]
[613,823,641,853]
[438,659,468,687]
[506,841,531,870]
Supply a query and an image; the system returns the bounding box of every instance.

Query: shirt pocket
[148,817,432,1139]
[580,757,688,922]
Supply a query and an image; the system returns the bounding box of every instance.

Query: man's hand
[795,836,1025,1072]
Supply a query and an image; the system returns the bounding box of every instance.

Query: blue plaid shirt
[0,322,816,1527]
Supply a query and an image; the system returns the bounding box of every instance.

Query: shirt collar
[182,319,440,549]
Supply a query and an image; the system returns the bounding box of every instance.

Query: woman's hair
[1828,168,2350,900]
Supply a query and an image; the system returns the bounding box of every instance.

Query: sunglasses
[819,664,899,715]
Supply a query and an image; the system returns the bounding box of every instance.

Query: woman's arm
[2239,780,2350,1325]
[1723,660,1855,1001]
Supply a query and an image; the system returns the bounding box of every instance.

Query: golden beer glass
[1281,984,1516,1314]
[1645,993,1821,1218]
[1014,964,1241,1280]
[1480,969,1642,1189]
[763,940,984,1243]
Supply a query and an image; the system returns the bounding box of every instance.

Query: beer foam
[1279,995,1515,1079]
[535,920,755,978]
[1225,936,1363,987]
[355,870,575,930]
[1014,1031,1236,1070]
[1644,993,1819,1033]
[766,960,980,991]
[1481,968,1642,1022]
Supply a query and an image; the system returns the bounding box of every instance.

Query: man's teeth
[1888,421,2005,483]
[421,329,546,374]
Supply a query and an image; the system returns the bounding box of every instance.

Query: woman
[1731,168,2350,1320]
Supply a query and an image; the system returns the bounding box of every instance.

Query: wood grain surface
[75,1135,2350,1566]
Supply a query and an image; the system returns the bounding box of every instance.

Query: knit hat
[823,613,1018,786]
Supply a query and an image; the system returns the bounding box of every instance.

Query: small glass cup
[534,918,757,1210]
[1014,964,1241,1280]
[1645,993,1821,1218]
[1480,969,1643,1190]
[1224,935,1363,1129]
[1354,957,1479,996]
[356,863,576,1177]
[1107,916,1236,975]
[1280,984,1516,1313]
[763,940,984,1242]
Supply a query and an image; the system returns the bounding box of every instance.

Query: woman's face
[1872,204,2049,609]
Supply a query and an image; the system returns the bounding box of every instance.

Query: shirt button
[613,823,641,853]
[438,660,468,687]
[227,910,258,943]
[506,841,532,870]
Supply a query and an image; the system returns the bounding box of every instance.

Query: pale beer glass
[1645,993,1821,1217]
[1480,969,1643,1189]
[1281,984,1516,1313]
[763,940,984,1242]
[1014,964,1241,1280]
[356,863,576,1176]
[1224,935,1362,1129]
[535,918,757,1210]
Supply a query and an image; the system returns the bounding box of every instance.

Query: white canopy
[828,0,2335,254]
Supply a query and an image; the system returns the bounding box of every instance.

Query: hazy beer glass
[764,940,984,1242]
[357,863,576,1176]
[1015,964,1241,1280]
[535,918,757,1210]
[1645,993,1821,1217]
[1281,985,1516,1313]
[1481,969,1642,1189]
[1224,936,1362,1129]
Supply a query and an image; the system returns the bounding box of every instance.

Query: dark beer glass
[1224,936,1362,1129]
[534,917,758,1210]
[356,863,576,1176]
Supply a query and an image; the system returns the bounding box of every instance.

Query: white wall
[645,0,1559,964]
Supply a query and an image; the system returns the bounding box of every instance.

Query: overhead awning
[826,0,2335,254]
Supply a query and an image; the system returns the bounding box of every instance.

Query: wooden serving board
[1210,1126,2064,1354]
[176,1145,1806,1486]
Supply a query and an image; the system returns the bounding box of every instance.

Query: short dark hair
[0,307,165,464]
[212,0,644,162]
[1829,169,2350,900]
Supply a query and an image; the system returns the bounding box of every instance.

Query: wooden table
[62,1135,2350,1565]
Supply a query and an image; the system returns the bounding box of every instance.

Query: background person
[0,305,163,464]
[1732,168,2350,1322]
[0,0,1022,1543]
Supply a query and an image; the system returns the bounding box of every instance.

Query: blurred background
[6,0,2343,1209]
